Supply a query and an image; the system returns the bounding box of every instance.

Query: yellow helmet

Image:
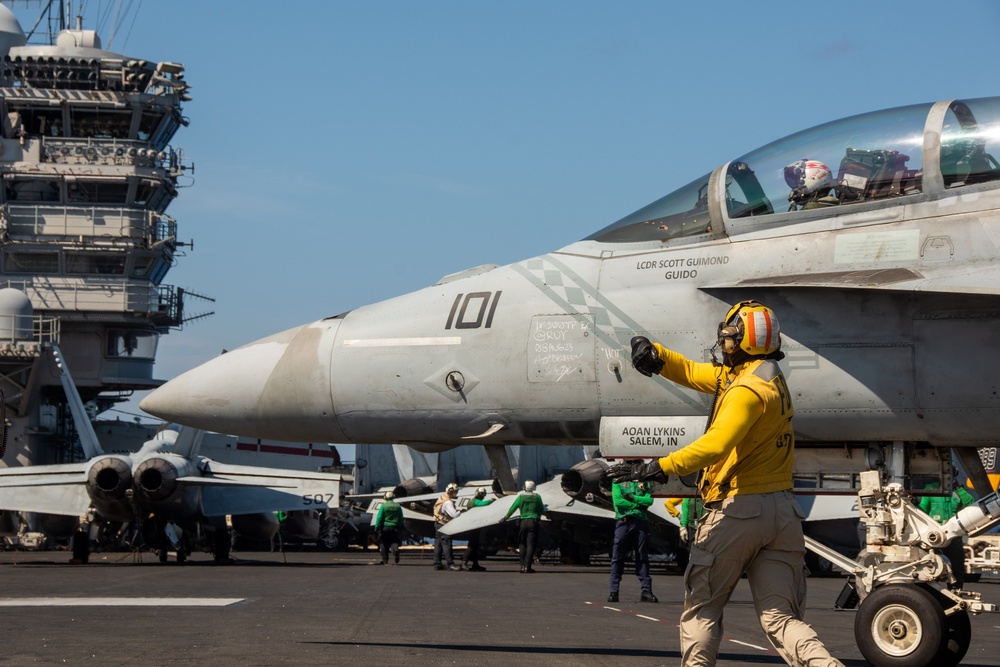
[718,300,781,356]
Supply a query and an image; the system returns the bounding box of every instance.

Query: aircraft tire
[855,584,945,667]
[926,587,971,667]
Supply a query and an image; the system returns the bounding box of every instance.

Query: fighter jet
[0,425,346,561]
[0,344,346,561]
[142,96,1000,664]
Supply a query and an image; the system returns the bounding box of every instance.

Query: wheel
[936,609,971,667]
[855,584,945,667]
[926,587,971,667]
[319,532,341,551]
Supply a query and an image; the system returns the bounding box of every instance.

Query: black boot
[640,589,658,603]
[607,591,619,603]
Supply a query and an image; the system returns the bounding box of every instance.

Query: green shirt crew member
[918,481,976,586]
[463,487,495,571]
[608,480,657,603]
[501,481,546,573]
[375,491,404,565]
[612,480,653,520]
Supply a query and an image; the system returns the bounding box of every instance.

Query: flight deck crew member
[462,487,494,571]
[666,497,705,571]
[610,300,843,667]
[917,479,976,587]
[608,480,657,603]
[374,491,404,565]
[432,483,461,571]
[500,480,545,573]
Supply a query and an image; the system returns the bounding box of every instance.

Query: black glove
[607,459,668,485]
[622,492,635,501]
[631,336,664,377]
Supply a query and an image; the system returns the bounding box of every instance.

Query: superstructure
[0,3,206,468]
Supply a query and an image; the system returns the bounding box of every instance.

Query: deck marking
[587,601,777,656]
[0,597,246,607]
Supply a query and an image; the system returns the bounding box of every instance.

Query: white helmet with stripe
[718,300,781,357]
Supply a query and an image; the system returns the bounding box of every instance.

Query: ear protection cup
[717,324,740,352]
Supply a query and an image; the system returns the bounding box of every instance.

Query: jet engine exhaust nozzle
[134,458,180,502]
[86,456,132,500]
[560,459,612,503]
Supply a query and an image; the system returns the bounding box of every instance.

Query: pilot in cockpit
[783,159,838,211]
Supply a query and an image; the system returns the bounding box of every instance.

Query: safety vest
[433,492,454,523]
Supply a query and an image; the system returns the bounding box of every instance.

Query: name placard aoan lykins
[599,416,707,458]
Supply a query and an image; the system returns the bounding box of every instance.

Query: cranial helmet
[446,482,459,494]
[523,480,536,493]
[384,491,395,501]
[717,300,781,357]
[784,159,833,197]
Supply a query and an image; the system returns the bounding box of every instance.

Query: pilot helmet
[446,482,459,495]
[384,491,395,501]
[783,159,833,197]
[717,300,781,357]
[523,480,536,493]
[475,487,487,499]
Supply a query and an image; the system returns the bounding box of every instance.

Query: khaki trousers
[680,490,844,667]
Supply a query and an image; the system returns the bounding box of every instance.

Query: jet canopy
[588,96,1000,244]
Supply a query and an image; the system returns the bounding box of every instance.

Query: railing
[0,278,180,323]
[0,311,59,357]
[4,204,176,249]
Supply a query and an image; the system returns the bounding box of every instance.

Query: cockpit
[586,96,1000,244]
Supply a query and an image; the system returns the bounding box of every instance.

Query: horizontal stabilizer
[0,465,90,516]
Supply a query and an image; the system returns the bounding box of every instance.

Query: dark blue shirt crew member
[608,480,657,603]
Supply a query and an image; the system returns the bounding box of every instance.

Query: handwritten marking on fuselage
[635,255,730,280]
[528,315,594,383]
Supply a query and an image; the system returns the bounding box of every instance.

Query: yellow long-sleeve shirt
[651,343,795,503]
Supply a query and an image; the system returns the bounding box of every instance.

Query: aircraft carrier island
[0,4,206,478]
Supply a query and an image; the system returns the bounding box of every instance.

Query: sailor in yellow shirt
[610,300,842,667]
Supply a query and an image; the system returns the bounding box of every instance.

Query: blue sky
[8,2,1000,444]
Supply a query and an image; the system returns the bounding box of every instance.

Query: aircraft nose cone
[140,321,346,442]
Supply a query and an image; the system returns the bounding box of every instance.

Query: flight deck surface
[0,549,998,666]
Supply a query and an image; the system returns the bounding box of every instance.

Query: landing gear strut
[806,467,998,667]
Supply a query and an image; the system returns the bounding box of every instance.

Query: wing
[195,461,343,517]
[533,477,614,523]
[0,463,91,516]
[439,495,518,536]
